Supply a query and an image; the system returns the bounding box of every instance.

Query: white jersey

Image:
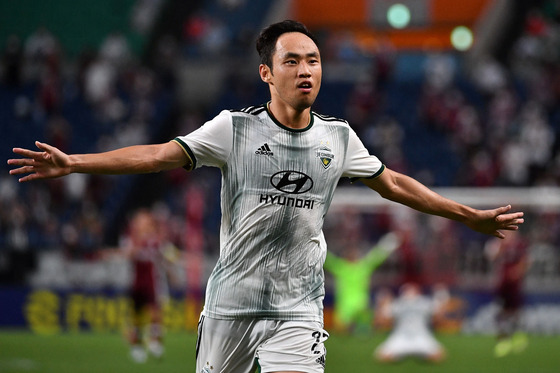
[173,104,384,322]
[375,295,443,358]
[390,295,435,336]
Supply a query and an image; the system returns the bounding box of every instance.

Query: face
[130,211,157,243]
[260,32,322,112]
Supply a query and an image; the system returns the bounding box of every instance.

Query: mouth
[298,81,313,93]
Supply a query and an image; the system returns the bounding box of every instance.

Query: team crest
[316,145,334,169]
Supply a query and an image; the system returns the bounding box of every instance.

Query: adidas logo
[315,355,325,368]
[255,143,274,156]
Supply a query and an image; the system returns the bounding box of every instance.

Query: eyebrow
[282,51,320,59]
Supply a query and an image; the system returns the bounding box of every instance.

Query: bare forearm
[362,168,524,238]
[9,141,189,182]
[69,143,187,175]
[364,170,474,224]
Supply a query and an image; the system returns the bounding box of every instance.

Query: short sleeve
[342,127,384,180]
[173,110,233,170]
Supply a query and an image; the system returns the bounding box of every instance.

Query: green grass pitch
[0,330,558,372]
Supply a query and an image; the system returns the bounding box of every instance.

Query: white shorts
[196,316,329,373]
[375,331,443,359]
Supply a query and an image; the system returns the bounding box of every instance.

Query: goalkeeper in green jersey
[324,233,400,334]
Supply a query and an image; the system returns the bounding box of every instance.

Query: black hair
[256,20,319,72]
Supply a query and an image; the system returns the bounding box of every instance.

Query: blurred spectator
[518,102,555,182]
[458,149,498,187]
[471,56,508,95]
[219,0,246,11]
[372,41,396,90]
[199,18,230,55]
[23,27,60,83]
[45,115,71,152]
[38,66,62,115]
[151,34,180,90]
[2,34,23,87]
[487,88,518,140]
[345,80,381,132]
[499,139,531,185]
[363,116,405,169]
[99,31,131,69]
[397,226,423,286]
[84,57,117,106]
[182,13,231,56]
[131,0,165,35]
[424,53,455,93]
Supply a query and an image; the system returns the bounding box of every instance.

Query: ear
[259,64,273,84]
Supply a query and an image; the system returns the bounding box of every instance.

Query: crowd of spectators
[330,8,560,188]
[0,25,176,279]
[322,4,560,289]
[1,3,559,291]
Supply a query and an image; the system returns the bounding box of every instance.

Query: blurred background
[1,0,559,371]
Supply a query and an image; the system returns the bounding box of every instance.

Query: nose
[298,62,312,77]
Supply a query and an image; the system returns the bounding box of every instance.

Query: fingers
[11,147,45,160]
[8,158,33,168]
[496,214,524,224]
[503,225,520,231]
[495,211,524,222]
[8,164,43,182]
[8,159,39,182]
[10,141,53,160]
[494,231,506,239]
[491,207,524,239]
[494,223,523,239]
[9,143,43,182]
[495,204,512,215]
[506,211,524,219]
[494,205,524,220]
[512,217,524,224]
[35,141,54,154]
[498,218,524,230]
[8,142,66,183]
[15,174,39,183]
[8,168,40,182]
[9,165,36,175]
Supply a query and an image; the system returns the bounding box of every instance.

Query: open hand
[468,205,524,239]
[7,141,71,182]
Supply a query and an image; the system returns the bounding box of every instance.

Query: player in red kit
[122,209,178,363]
[486,233,529,357]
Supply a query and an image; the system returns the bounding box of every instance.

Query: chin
[295,97,316,111]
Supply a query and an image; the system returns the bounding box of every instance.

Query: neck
[267,101,311,129]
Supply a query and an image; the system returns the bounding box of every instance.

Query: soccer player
[324,232,399,334]
[486,233,529,357]
[122,209,175,363]
[373,282,447,363]
[8,20,524,373]
[101,208,178,362]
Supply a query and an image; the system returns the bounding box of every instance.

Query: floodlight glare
[451,26,474,51]
[387,4,411,29]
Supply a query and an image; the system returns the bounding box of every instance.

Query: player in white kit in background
[374,283,448,363]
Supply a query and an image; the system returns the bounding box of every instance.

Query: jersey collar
[265,102,314,132]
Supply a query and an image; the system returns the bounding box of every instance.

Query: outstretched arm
[8,141,191,182]
[361,168,524,239]
[362,232,400,271]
